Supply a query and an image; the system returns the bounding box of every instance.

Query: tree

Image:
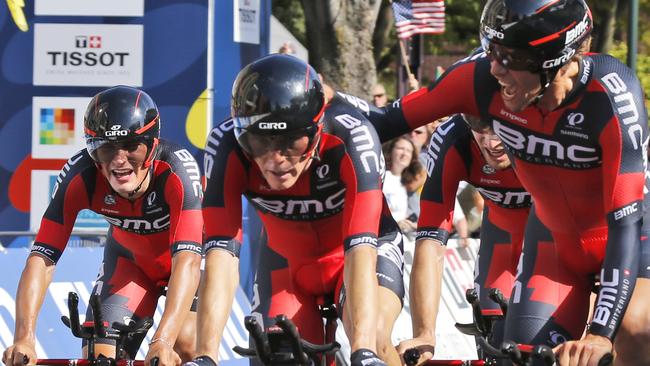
[301,1,382,99]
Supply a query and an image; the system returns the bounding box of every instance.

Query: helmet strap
[128,165,153,198]
[143,138,159,168]
[535,68,560,105]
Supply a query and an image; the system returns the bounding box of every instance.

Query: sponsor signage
[33,24,143,87]
[35,0,144,17]
[234,0,260,44]
[31,97,90,159]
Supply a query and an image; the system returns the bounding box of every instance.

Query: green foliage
[609,42,650,107]
[271,0,306,45]
[424,0,481,55]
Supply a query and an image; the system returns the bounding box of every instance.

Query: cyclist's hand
[182,355,217,366]
[2,340,37,366]
[396,337,435,365]
[146,339,181,366]
[553,334,612,366]
[350,349,387,366]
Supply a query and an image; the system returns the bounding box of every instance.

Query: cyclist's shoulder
[323,93,380,142]
[205,117,239,154]
[56,148,98,183]
[585,53,645,95]
[429,115,473,149]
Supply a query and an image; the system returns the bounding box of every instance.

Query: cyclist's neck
[536,59,581,113]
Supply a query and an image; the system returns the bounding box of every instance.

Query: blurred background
[0,0,648,363]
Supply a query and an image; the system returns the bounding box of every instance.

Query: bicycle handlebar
[232,315,340,366]
[36,359,146,366]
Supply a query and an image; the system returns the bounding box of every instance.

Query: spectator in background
[372,84,388,108]
[408,126,429,166]
[277,41,296,55]
[382,136,415,224]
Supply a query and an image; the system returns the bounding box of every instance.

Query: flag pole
[398,38,414,78]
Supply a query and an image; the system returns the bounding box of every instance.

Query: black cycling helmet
[461,114,490,131]
[84,85,160,167]
[231,54,325,159]
[480,0,592,85]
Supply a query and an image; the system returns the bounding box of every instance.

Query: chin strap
[128,165,153,198]
[535,67,561,105]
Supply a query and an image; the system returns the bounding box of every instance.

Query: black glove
[350,349,387,366]
[182,355,217,366]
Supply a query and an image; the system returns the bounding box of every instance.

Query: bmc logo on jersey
[592,268,630,329]
[601,72,643,150]
[258,122,287,130]
[493,120,599,168]
[251,188,346,219]
[104,214,170,232]
[476,187,532,208]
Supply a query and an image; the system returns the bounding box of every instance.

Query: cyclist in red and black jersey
[395,114,531,363]
[2,87,203,366]
[190,55,403,366]
[363,0,650,364]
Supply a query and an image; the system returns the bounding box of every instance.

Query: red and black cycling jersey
[31,139,204,271]
[417,114,530,244]
[203,94,393,260]
[364,52,648,339]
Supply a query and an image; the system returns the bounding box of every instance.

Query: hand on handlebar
[553,334,613,366]
[146,339,180,366]
[2,340,37,366]
[396,337,435,366]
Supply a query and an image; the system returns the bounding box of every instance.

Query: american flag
[392,0,445,39]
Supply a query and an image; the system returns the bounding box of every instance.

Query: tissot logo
[34,23,143,87]
[75,35,102,48]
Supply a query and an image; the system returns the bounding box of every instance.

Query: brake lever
[275,315,310,365]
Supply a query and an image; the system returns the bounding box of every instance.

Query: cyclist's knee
[174,336,197,362]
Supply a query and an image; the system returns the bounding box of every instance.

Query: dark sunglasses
[483,41,540,72]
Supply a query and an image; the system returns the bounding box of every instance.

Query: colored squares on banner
[39,108,75,145]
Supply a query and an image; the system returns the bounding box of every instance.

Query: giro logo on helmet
[105,125,128,137]
[258,122,287,130]
[542,49,576,69]
[483,25,504,40]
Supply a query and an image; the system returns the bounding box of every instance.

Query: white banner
[35,0,144,17]
[233,0,260,44]
[33,24,143,87]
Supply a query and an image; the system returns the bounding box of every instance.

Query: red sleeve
[202,123,246,256]
[33,165,89,264]
[417,121,469,243]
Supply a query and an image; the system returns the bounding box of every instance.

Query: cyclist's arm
[196,249,240,360]
[357,59,483,143]
[12,256,55,346]
[590,70,649,341]
[334,111,385,352]
[151,158,204,350]
[9,152,90,364]
[409,238,446,341]
[409,118,469,342]
[196,122,245,360]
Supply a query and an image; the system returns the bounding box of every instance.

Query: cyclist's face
[96,141,151,197]
[487,44,542,112]
[249,134,313,190]
[472,128,511,170]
